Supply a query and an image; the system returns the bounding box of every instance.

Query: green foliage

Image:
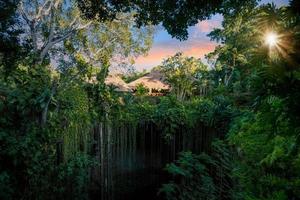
[53,84,91,160]
[135,83,149,96]
[160,52,208,101]
[0,171,13,200]
[57,153,96,200]
[205,2,300,199]
[76,0,255,40]
[108,94,235,140]
[160,140,234,200]
[0,62,95,199]
[0,0,27,74]
[228,96,300,199]
[160,151,216,200]
[157,2,300,200]
[189,95,236,130]
[154,96,188,139]
[1,0,300,199]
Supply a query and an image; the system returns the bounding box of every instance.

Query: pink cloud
[135,40,217,70]
[195,20,221,33]
[183,43,216,57]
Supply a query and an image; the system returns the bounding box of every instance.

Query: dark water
[113,169,168,200]
[89,122,216,200]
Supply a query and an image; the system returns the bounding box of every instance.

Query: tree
[209,1,300,199]
[17,0,154,125]
[0,0,27,74]
[62,13,153,79]
[76,0,256,40]
[206,2,258,89]
[19,0,93,64]
[160,52,207,101]
[228,96,300,199]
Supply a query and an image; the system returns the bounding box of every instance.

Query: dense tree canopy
[1,0,300,200]
[76,0,256,40]
[0,0,26,74]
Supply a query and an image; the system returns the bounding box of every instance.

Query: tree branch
[19,2,31,24]
[35,0,52,21]
[39,29,75,63]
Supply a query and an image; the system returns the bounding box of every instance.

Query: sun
[265,32,278,47]
[263,31,291,61]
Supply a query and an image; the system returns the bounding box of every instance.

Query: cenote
[88,121,218,200]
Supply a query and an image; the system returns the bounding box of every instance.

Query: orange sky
[135,40,217,68]
[134,16,222,71]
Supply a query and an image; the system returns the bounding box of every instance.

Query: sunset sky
[134,0,290,71]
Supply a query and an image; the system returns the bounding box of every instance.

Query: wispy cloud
[134,17,222,71]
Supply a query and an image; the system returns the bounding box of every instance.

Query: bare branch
[19,1,31,24]
[48,11,55,42]
[96,38,117,54]
[77,21,92,29]
[54,0,61,9]
[36,0,52,21]
[53,30,76,44]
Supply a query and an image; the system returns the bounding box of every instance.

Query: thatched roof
[127,70,170,91]
[104,75,132,92]
[86,70,169,94]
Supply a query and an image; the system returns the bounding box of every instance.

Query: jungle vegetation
[0,0,300,200]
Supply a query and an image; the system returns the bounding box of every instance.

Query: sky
[133,0,290,71]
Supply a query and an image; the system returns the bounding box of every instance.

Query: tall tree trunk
[41,79,57,126]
